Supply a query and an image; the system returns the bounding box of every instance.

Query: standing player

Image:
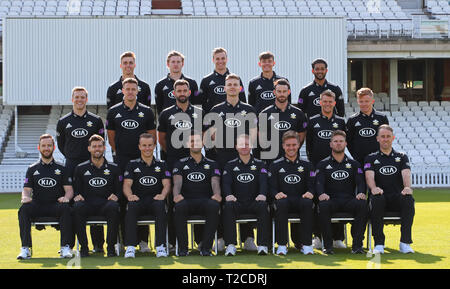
[364,125,415,254]
[106,77,156,251]
[155,51,199,116]
[298,58,345,118]
[17,134,74,260]
[72,135,122,257]
[248,51,291,114]
[56,86,105,252]
[172,132,222,256]
[269,131,315,255]
[198,47,246,114]
[346,87,389,166]
[222,134,271,256]
[315,130,367,255]
[107,51,151,108]
[123,133,172,258]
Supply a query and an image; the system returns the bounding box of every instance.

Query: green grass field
[1,189,449,269]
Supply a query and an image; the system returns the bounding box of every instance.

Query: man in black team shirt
[198,47,246,114]
[315,130,367,255]
[298,58,345,118]
[269,131,315,256]
[106,77,156,252]
[346,88,389,166]
[222,134,271,256]
[17,134,74,260]
[56,86,105,252]
[72,135,122,257]
[107,51,151,108]
[123,133,172,258]
[155,51,199,116]
[172,132,222,256]
[364,125,415,254]
[248,51,291,114]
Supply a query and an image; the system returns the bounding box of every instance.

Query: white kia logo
[71,128,88,138]
[187,172,205,182]
[89,177,108,188]
[331,170,349,181]
[38,178,57,188]
[121,119,139,129]
[260,91,275,100]
[174,120,193,130]
[284,174,301,184]
[237,173,254,183]
[379,165,397,175]
[359,128,376,138]
[139,176,158,186]
[224,118,242,128]
[313,97,321,106]
[168,90,175,99]
[318,130,333,139]
[274,121,291,131]
[214,86,226,95]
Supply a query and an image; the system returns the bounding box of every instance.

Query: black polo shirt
[154,74,199,115]
[123,158,171,199]
[172,156,221,199]
[24,159,72,204]
[198,69,246,113]
[73,159,122,204]
[268,156,315,199]
[306,113,346,166]
[248,72,291,113]
[259,104,308,161]
[222,156,268,203]
[207,100,257,154]
[346,109,389,164]
[106,101,156,159]
[298,80,345,118]
[315,154,365,200]
[157,104,206,160]
[106,75,151,108]
[363,149,411,196]
[56,110,105,161]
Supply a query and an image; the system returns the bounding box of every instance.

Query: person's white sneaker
[312,237,322,249]
[216,238,225,252]
[399,242,414,254]
[373,245,385,254]
[225,244,237,256]
[139,241,151,253]
[257,246,268,255]
[301,245,314,255]
[276,245,287,256]
[17,247,31,260]
[156,245,168,258]
[243,237,258,251]
[60,245,73,258]
[333,240,347,249]
[124,246,136,258]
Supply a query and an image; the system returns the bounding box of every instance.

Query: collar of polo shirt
[330,154,350,164]
[40,159,55,166]
[139,157,156,167]
[90,158,109,169]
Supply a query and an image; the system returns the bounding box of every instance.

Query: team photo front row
[17,125,415,259]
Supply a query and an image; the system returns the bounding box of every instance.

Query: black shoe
[107,246,116,257]
[200,250,212,256]
[80,249,90,257]
[351,247,365,254]
[178,250,189,257]
[92,245,104,254]
[294,243,303,251]
[323,248,334,255]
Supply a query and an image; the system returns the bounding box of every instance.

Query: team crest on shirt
[345,163,352,169]
[241,110,247,116]
[332,123,339,129]
[104,169,110,175]
[54,169,61,175]
[138,112,144,118]
[395,157,401,162]
[155,166,161,172]
[87,121,93,127]
[204,164,210,169]
[192,112,198,119]
[250,165,257,171]
[290,113,296,119]
[297,166,304,172]
[373,119,380,126]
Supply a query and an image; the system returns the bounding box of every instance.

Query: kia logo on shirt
[331,170,349,181]
[237,173,254,183]
[71,128,89,138]
[260,91,275,100]
[274,121,291,131]
[168,90,175,99]
[174,120,193,130]
[379,165,397,176]
[318,130,333,139]
[89,177,108,188]
[214,86,226,95]
[313,97,321,106]
[38,178,57,188]
[139,176,158,186]
[121,119,139,129]
[284,174,301,184]
[187,172,206,182]
[224,118,242,128]
[359,128,376,137]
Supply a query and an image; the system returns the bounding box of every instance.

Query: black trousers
[222,201,271,247]
[125,198,167,247]
[174,198,220,252]
[370,193,415,245]
[274,197,314,246]
[318,198,368,250]
[18,201,72,248]
[114,154,149,244]
[72,200,120,251]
